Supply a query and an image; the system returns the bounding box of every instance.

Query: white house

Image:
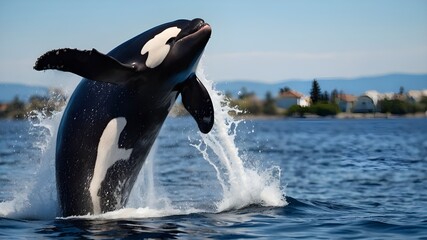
[276,90,309,109]
[337,94,357,113]
[353,90,380,113]
[407,90,427,104]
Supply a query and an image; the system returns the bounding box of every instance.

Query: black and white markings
[89,117,132,214]
[140,27,182,68]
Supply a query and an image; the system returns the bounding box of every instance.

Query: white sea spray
[192,63,287,212]
[0,109,62,219]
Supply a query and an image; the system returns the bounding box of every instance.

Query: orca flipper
[181,75,214,134]
[34,48,138,85]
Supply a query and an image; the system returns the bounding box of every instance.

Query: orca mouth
[175,18,211,43]
[163,18,211,71]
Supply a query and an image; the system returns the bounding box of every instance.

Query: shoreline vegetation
[1,80,426,120]
[0,89,66,120]
[170,104,427,120]
[230,112,427,120]
[172,79,427,119]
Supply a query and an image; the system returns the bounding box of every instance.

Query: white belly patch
[89,117,133,214]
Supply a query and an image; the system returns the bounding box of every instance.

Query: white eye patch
[140,26,181,68]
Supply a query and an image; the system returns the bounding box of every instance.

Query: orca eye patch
[140,26,181,68]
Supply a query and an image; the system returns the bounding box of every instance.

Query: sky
[1,0,427,87]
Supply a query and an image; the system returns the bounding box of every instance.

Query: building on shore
[353,90,382,113]
[336,94,357,113]
[407,90,427,104]
[276,90,309,109]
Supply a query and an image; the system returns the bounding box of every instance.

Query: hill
[1,73,426,102]
[215,73,427,99]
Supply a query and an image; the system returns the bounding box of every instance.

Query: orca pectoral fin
[181,75,214,134]
[34,48,138,85]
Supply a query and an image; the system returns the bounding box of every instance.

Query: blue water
[1,117,427,239]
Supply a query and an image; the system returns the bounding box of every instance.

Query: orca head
[139,18,211,79]
[33,19,212,87]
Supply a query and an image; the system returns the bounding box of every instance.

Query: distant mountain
[215,73,427,99]
[0,83,49,102]
[1,73,426,103]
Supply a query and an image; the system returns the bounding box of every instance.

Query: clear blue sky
[1,0,427,87]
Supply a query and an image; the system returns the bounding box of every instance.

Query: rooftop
[279,90,304,99]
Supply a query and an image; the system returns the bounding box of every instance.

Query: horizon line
[1,72,427,88]
[215,72,427,84]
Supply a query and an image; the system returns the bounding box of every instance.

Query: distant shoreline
[1,112,426,122]
[335,112,427,119]
[230,112,427,121]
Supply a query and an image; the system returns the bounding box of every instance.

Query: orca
[34,18,214,216]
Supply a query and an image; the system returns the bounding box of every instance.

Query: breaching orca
[34,18,213,216]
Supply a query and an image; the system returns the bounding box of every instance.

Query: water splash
[126,143,176,212]
[121,63,286,215]
[193,65,287,211]
[0,110,61,219]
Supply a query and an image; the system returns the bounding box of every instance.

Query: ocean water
[1,116,426,239]
[1,76,427,239]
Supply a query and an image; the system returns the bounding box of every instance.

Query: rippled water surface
[1,117,427,239]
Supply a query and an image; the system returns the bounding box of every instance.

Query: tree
[263,91,277,115]
[238,87,255,100]
[28,95,48,111]
[6,96,26,119]
[321,90,329,102]
[286,105,308,117]
[310,79,321,104]
[280,86,291,94]
[379,99,410,115]
[331,89,339,103]
[9,96,25,110]
[399,86,405,95]
[310,103,340,116]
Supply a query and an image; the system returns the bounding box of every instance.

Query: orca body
[34,19,213,216]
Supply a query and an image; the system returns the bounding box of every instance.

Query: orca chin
[175,18,211,43]
[165,19,211,71]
